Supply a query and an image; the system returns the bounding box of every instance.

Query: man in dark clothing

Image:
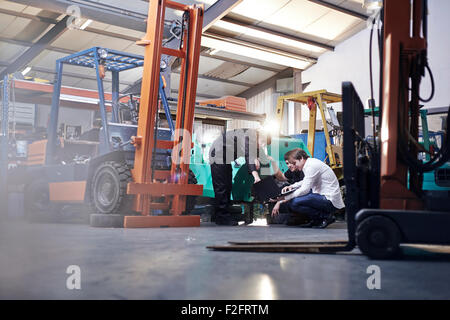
[284,168,305,184]
[79,119,102,142]
[209,128,271,226]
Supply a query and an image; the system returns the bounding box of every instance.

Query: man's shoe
[230,212,245,222]
[312,216,336,229]
[286,215,310,226]
[297,220,315,228]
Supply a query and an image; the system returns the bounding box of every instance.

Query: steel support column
[111,71,120,123]
[46,62,63,164]
[0,76,9,218]
[202,0,242,32]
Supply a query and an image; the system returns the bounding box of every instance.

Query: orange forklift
[9,0,205,228]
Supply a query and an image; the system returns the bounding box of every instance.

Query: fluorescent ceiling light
[201,35,313,70]
[214,20,325,54]
[80,19,93,30]
[21,67,31,76]
[60,94,111,106]
[201,0,217,5]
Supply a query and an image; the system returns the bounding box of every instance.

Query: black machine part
[356,209,450,245]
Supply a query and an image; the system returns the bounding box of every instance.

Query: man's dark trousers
[211,163,233,217]
[288,191,336,221]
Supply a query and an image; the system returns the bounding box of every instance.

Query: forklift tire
[90,214,124,228]
[90,161,132,214]
[356,215,402,259]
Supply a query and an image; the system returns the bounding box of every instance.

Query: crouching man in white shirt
[272,148,345,228]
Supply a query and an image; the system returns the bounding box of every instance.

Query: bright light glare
[257,274,277,300]
[249,218,267,226]
[261,118,280,134]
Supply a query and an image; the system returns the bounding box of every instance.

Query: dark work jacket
[208,128,270,175]
[284,169,305,184]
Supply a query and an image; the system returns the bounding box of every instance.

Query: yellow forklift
[275,90,344,180]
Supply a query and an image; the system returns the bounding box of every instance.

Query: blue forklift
[7,47,182,222]
[8,46,307,224]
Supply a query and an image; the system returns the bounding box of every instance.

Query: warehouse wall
[0,101,35,126]
[302,0,450,132]
[193,121,223,145]
[228,87,281,131]
[36,105,94,133]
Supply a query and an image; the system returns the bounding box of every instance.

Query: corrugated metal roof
[0,0,367,98]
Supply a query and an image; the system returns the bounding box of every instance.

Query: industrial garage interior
[0,0,449,302]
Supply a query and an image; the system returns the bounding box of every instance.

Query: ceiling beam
[204,31,318,63]
[0,15,69,79]
[171,90,219,100]
[238,68,293,99]
[198,74,251,87]
[308,0,370,20]
[0,61,135,86]
[0,36,74,55]
[202,0,243,32]
[123,71,252,97]
[0,7,59,24]
[0,8,141,43]
[173,71,252,87]
[1,2,289,74]
[10,0,147,31]
[221,16,334,51]
[200,51,281,73]
[10,0,243,33]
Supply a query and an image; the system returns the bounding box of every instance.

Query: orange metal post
[125,0,204,227]
[171,5,204,215]
[132,0,166,214]
[379,0,426,210]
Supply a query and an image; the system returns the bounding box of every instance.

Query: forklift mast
[126,0,204,223]
[380,0,428,210]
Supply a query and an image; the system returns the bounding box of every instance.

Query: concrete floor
[1,218,450,300]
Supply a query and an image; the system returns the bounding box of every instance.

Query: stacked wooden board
[198,96,247,112]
